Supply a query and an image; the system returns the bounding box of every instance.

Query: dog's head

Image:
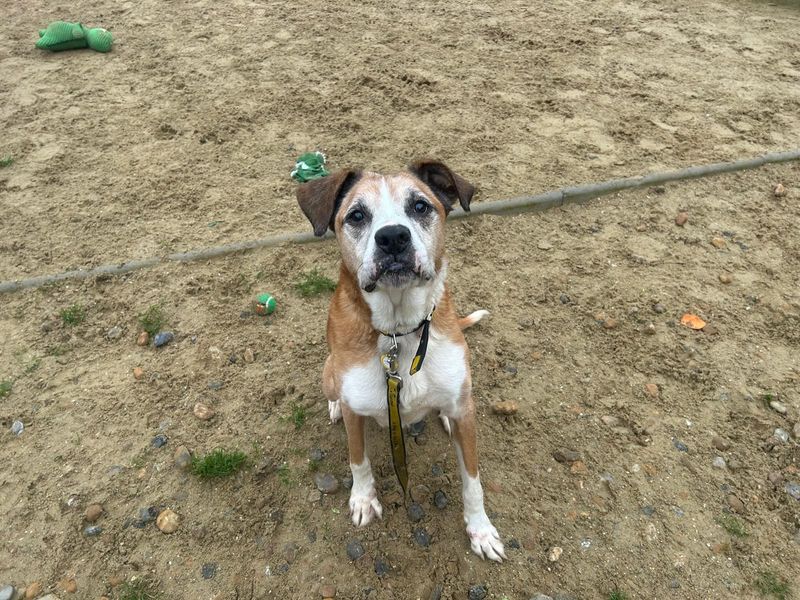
[296,160,475,292]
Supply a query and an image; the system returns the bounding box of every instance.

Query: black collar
[378,306,435,376]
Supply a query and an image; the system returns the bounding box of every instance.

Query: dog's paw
[349,490,383,527]
[438,412,452,436]
[328,400,342,424]
[466,516,506,562]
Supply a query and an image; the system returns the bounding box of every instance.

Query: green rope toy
[36,21,113,53]
[291,151,329,183]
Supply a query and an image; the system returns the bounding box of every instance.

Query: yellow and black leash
[379,307,434,494]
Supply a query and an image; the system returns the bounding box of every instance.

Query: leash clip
[381,334,400,376]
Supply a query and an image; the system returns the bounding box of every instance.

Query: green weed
[295,268,336,297]
[717,513,748,538]
[291,403,306,430]
[137,304,166,337]
[755,571,790,600]
[0,380,11,398]
[191,448,248,479]
[60,304,86,326]
[117,578,161,600]
[0,156,13,168]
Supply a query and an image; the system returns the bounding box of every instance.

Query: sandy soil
[1,0,800,598]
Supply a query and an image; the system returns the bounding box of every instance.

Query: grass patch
[755,572,791,600]
[24,357,41,374]
[117,578,161,600]
[277,462,292,486]
[308,458,321,473]
[0,380,11,398]
[290,403,306,430]
[295,268,336,297]
[0,156,13,168]
[717,513,748,538]
[137,304,167,337]
[60,304,86,326]
[191,448,248,479]
[609,592,630,600]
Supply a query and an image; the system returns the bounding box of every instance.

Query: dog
[296,159,505,562]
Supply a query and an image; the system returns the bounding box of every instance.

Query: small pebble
[537,240,553,251]
[307,489,322,503]
[314,473,339,494]
[773,183,787,197]
[138,506,159,524]
[174,446,192,470]
[201,563,217,579]
[644,383,659,398]
[711,236,726,249]
[548,546,563,562]
[107,326,123,340]
[407,502,425,523]
[503,364,518,375]
[156,508,180,533]
[712,436,731,451]
[85,503,104,522]
[308,448,326,462]
[207,380,224,391]
[136,331,149,346]
[559,294,571,304]
[718,273,733,284]
[193,402,215,421]
[769,400,787,414]
[320,584,336,598]
[774,428,790,443]
[24,583,43,599]
[133,367,144,380]
[374,557,390,577]
[712,457,727,470]
[727,494,745,514]
[644,323,656,335]
[153,331,174,347]
[768,471,784,486]
[434,490,448,510]
[151,434,168,448]
[674,212,688,226]
[641,505,656,517]
[60,579,77,593]
[794,422,800,440]
[243,348,255,363]
[653,303,666,314]
[346,540,365,561]
[785,482,800,501]
[602,317,618,330]
[0,586,14,600]
[468,585,487,600]
[726,457,742,471]
[11,420,24,436]
[531,595,553,600]
[507,538,520,549]
[672,439,689,452]
[412,527,431,547]
[492,400,518,416]
[552,449,580,464]
[83,525,102,536]
[408,420,426,437]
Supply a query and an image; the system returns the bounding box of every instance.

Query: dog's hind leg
[322,355,342,424]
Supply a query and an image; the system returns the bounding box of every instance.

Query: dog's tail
[459,309,489,331]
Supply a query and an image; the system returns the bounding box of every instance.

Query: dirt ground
[1,0,800,598]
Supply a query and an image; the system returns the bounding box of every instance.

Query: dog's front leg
[451,408,506,562]
[342,403,383,526]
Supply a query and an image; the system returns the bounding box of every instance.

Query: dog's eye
[347,210,365,223]
[413,201,428,214]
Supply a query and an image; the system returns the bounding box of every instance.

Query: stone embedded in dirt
[346,540,365,561]
[570,460,589,475]
[675,212,689,227]
[133,367,144,380]
[712,457,727,470]
[243,348,255,363]
[641,505,656,517]
[151,434,168,448]
[307,489,322,503]
[193,402,215,420]
[156,508,180,533]
[785,482,800,501]
[503,364,518,375]
[431,463,444,477]
[374,557,390,577]
[531,595,554,600]
[0,586,14,600]
[653,303,666,314]
[794,422,800,440]
[548,546,563,562]
[726,457,743,471]
[769,400,787,414]
[153,331,174,347]
[644,322,656,335]
[774,428,790,443]
[308,448,326,462]
[773,183,787,197]
[553,449,581,464]
[314,473,339,494]
[602,317,618,330]
[174,445,192,470]
[407,502,425,523]
[644,383,659,398]
[531,351,543,361]
[712,436,731,451]
[58,578,77,593]
[434,490,448,510]
[408,419,426,437]
[559,293,571,304]
[24,582,42,599]
[537,240,553,251]
[83,525,102,537]
[136,331,149,346]
[727,494,745,513]
[718,273,733,284]
[201,563,217,579]
[207,380,224,390]
[600,415,621,427]
[319,584,336,599]
[410,484,430,504]
[107,326,123,340]
[672,439,689,452]
[768,472,784,487]
[468,585,487,600]
[492,401,518,416]
[85,503,104,522]
[710,236,726,249]
[412,527,431,547]
[11,420,24,436]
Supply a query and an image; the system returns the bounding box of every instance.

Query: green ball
[254,293,276,315]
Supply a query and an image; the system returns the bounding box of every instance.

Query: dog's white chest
[340,330,467,427]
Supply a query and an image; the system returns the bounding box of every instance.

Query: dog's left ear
[296,170,361,236]
[408,159,475,214]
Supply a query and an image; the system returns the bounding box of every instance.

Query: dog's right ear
[296,170,361,237]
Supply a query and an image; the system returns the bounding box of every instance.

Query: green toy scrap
[36,21,113,53]
[291,152,329,183]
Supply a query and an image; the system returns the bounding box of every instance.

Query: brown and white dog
[296,159,505,562]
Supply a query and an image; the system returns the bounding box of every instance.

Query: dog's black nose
[375,225,411,255]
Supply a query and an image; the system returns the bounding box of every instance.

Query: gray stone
[552,449,580,463]
[785,482,800,501]
[153,331,174,347]
[314,473,339,494]
[769,400,787,414]
[308,448,326,462]
[83,525,102,536]
[10,420,23,436]
[793,422,800,440]
[0,585,15,600]
[711,436,731,451]
[672,438,689,452]
[107,326,123,340]
[407,502,425,523]
[431,463,444,477]
[774,428,790,443]
[559,294,571,304]
[174,445,192,470]
[201,562,217,579]
[530,595,554,600]
[507,538,520,549]
[151,434,168,448]
[374,557,390,577]
[413,527,431,547]
[641,505,656,517]
[207,380,224,391]
[653,303,666,314]
[434,490,448,510]
[712,456,727,469]
[346,540,365,561]
[468,585,488,600]
[409,420,426,437]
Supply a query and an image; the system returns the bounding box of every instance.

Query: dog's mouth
[363,259,425,292]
